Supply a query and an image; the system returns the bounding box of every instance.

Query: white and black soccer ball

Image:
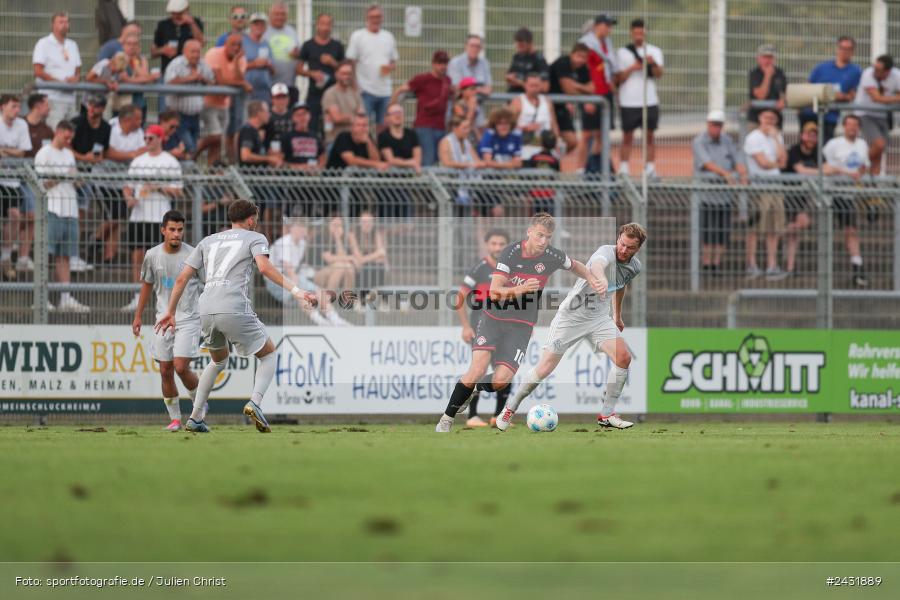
[526,404,558,432]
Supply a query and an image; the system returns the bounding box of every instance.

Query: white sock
[602,366,629,416]
[508,368,544,412]
[164,396,181,420]
[850,255,863,266]
[251,353,277,407]
[191,359,226,421]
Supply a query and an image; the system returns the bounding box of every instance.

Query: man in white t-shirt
[823,114,871,289]
[615,19,664,177]
[122,125,183,312]
[0,94,32,271]
[32,12,82,127]
[108,104,147,163]
[34,120,89,312]
[346,4,398,127]
[854,54,900,175]
[742,108,787,280]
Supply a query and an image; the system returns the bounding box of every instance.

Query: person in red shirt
[579,13,618,173]
[391,50,452,166]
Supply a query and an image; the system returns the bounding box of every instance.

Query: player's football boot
[185,418,210,433]
[466,415,488,427]
[243,401,272,433]
[597,414,634,429]
[166,419,182,432]
[495,406,515,431]
[435,415,453,432]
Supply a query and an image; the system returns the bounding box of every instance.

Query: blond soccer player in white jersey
[496,223,646,431]
[132,210,202,432]
[155,200,317,433]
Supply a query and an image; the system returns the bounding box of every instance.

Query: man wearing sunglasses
[216,6,250,47]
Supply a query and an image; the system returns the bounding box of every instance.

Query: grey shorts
[202,107,228,137]
[860,115,889,143]
[543,310,619,355]
[48,213,78,258]
[151,319,202,362]
[200,313,268,357]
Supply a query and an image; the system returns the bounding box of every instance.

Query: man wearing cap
[152,0,204,80]
[801,36,862,143]
[299,13,345,135]
[391,50,453,166]
[281,103,324,170]
[122,125,183,313]
[580,13,618,173]
[204,33,250,165]
[163,38,215,156]
[242,13,275,103]
[692,110,748,275]
[32,12,82,128]
[346,4,399,127]
[506,27,549,94]
[748,44,786,127]
[266,83,293,144]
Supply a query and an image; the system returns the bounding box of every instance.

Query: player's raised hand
[131,317,142,338]
[522,278,541,293]
[155,312,176,336]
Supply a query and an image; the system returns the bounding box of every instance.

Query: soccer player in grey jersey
[155,200,317,433]
[132,211,202,431]
[496,223,647,431]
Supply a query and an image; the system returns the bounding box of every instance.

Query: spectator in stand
[506,27,549,94]
[439,116,486,217]
[692,109,748,275]
[72,95,114,267]
[298,13,345,135]
[580,13,618,173]
[378,103,421,173]
[238,100,280,169]
[264,1,302,106]
[87,52,130,110]
[71,95,111,163]
[34,120,89,312]
[347,4,399,127]
[748,44,786,127]
[390,50,452,167]
[326,113,387,172]
[203,33,250,165]
[548,43,593,161]
[96,0,127,47]
[0,95,32,273]
[121,33,161,118]
[107,104,146,163]
[451,77,484,141]
[743,108,787,280]
[525,131,561,214]
[266,219,338,326]
[121,124,183,313]
[159,110,187,160]
[781,121,827,277]
[24,93,54,158]
[823,114,871,289]
[800,36,862,142]
[216,6,249,47]
[478,108,523,171]
[243,13,275,103]
[98,21,141,61]
[266,83,293,145]
[312,215,356,312]
[164,39,215,158]
[616,19,664,177]
[32,12,82,128]
[282,103,324,170]
[348,209,388,296]
[152,0,205,82]
[449,35,492,97]
[510,72,559,160]
[855,54,900,176]
[322,61,364,146]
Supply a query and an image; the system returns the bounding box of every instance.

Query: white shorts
[201,107,228,137]
[200,313,268,357]
[151,319,202,362]
[543,311,619,355]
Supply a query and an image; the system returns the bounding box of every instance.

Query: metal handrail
[34,81,241,96]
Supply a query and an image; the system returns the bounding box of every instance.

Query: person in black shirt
[525,131,561,214]
[151,0,205,81]
[435,213,602,432]
[748,44,787,127]
[238,100,281,238]
[282,104,324,168]
[548,43,593,157]
[71,96,111,162]
[377,103,421,171]
[781,121,824,276]
[506,27,549,93]
[266,83,293,147]
[456,228,511,428]
[325,114,384,171]
[298,13,345,135]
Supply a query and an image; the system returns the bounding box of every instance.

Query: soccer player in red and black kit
[456,228,511,428]
[436,213,604,432]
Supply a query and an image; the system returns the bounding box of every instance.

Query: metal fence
[1,164,897,329]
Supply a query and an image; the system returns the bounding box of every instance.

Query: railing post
[894,195,900,291]
[690,185,700,293]
[428,171,454,327]
[813,180,833,329]
[24,165,48,324]
[632,183,648,328]
[543,0,561,63]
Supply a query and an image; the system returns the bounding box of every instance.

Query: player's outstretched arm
[132,282,153,337]
[614,287,626,331]
[155,264,197,335]
[255,254,317,305]
[571,259,607,297]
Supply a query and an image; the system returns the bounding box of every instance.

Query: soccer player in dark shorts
[455,228,510,428]
[436,213,604,432]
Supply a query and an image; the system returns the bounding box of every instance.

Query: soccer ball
[526,404,558,432]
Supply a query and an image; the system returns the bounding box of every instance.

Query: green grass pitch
[3,421,899,565]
